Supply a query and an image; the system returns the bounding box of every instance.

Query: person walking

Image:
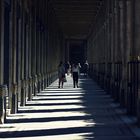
[83,60,89,77]
[58,61,65,88]
[65,61,71,75]
[72,63,79,88]
[78,63,81,76]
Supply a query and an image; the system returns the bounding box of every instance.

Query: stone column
[0,0,4,86]
[20,1,26,106]
[43,30,47,88]
[11,0,18,114]
[0,86,5,124]
[17,3,21,110]
[134,0,140,57]
[110,0,115,98]
[119,0,127,107]
[41,0,46,91]
[43,31,46,90]
[28,10,32,101]
[24,23,29,104]
[106,0,112,93]
[17,2,22,108]
[114,0,118,62]
[45,1,48,88]
[42,31,45,89]
[125,0,134,115]
[108,0,112,63]
[134,0,140,126]
[31,6,37,96]
[0,0,5,123]
[114,0,120,101]
[46,31,49,87]
[37,24,41,93]
[104,21,108,90]
[40,29,44,90]
[47,18,50,86]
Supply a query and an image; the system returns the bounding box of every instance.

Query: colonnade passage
[0,0,140,139]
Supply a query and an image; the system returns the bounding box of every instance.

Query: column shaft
[0,0,5,123]
[11,0,17,114]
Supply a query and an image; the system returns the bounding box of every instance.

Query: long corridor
[0,75,139,140]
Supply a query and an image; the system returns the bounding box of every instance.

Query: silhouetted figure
[65,61,71,75]
[58,61,65,88]
[78,63,81,75]
[72,63,79,88]
[83,60,89,77]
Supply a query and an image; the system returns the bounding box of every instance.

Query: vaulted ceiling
[49,0,104,39]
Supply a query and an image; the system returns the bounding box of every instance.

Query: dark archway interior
[69,40,86,65]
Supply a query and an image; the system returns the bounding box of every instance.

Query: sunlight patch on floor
[44,89,85,92]
[19,105,84,111]
[31,105,84,110]
[8,111,90,120]
[11,119,95,131]
[7,132,94,140]
[1,119,96,135]
[35,95,83,99]
[40,92,85,96]
[28,99,83,104]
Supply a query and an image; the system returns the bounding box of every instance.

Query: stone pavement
[0,74,139,140]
